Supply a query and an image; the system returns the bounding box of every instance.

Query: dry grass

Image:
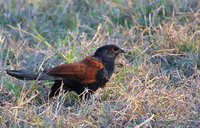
[0,0,200,127]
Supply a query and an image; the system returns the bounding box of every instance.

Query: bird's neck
[93,55,115,74]
[103,58,115,73]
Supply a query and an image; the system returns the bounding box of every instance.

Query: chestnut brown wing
[47,57,104,85]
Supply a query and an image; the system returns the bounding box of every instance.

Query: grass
[0,0,200,127]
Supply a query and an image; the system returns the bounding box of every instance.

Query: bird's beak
[118,49,125,54]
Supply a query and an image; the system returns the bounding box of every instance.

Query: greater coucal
[6,44,124,98]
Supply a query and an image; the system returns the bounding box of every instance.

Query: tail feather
[6,70,62,80]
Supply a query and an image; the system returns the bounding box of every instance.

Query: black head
[93,44,124,73]
[93,44,124,59]
[92,44,124,80]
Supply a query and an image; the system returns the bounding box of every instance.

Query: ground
[0,0,200,127]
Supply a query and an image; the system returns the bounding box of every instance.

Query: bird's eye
[112,47,119,52]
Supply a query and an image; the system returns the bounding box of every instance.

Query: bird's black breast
[87,68,113,92]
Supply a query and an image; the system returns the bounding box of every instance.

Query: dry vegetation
[0,0,200,127]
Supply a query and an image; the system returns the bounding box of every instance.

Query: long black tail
[6,70,62,81]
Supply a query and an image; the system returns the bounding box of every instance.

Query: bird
[6,44,125,99]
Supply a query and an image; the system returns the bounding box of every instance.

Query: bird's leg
[49,80,64,98]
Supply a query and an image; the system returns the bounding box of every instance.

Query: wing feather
[47,57,104,85]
